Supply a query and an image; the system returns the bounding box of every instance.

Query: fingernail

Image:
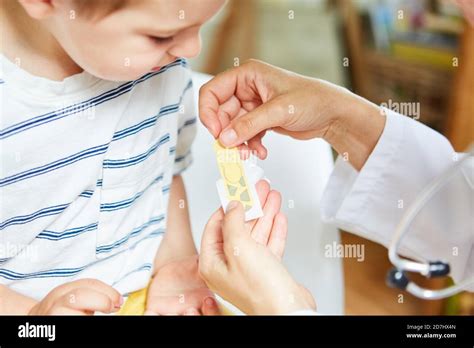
[116,296,124,307]
[204,297,216,307]
[220,128,237,146]
[206,124,219,139]
[227,201,240,211]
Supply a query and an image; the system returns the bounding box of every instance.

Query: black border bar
[0,315,472,346]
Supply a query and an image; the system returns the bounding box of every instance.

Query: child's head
[18,0,225,81]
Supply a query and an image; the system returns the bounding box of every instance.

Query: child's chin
[91,69,151,82]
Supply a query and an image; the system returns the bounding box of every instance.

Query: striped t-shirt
[0,55,197,300]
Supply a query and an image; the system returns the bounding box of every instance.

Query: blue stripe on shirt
[100,174,164,212]
[112,104,179,142]
[102,134,169,169]
[162,185,171,194]
[175,150,191,163]
[0,258,10,265]
[0,203,69,231]
[0,78,191,188]
[0,228,165,280]
[111,78,193,143]
[0,143,109,187]
[36,222,98,241]
[79,190,94,198]
[0,265,88,280]
[96,215,165,254]
[0,58,187,140]
[177,117,197,135]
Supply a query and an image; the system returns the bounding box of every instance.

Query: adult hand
[199,200,316,315]
[199,59,385,170]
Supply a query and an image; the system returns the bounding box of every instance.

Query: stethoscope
[386,145,474,300]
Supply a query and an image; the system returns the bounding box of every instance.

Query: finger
[61,288,119,314]
[60,279,123,308]
[237,144,251,161]
[246,180,271,231]
[219,96,287,147]
[267,212,288,259]
[251,190,282,245]
[247,131,268,159]
[199,208,226,281]
[202,297,221,316]
[199,69,241,138]
[222,201,246,246]
[218,95,242,129]
[255,179,271,207]
[248,140,267,160]
[200,208,225,258]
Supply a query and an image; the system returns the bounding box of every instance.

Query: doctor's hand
[199,200,316,315]
[199,59,385,170]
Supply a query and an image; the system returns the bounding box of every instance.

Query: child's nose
[168,34,201,59]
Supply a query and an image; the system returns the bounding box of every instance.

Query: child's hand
[28,279,123,315]
[145,255,219,315]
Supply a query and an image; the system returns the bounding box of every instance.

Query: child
[0,0,226,315]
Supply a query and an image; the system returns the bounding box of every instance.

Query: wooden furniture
[446,25,474,151]
[202,0,258,75]
[337,0,474,315]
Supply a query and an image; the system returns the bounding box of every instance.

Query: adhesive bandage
[213,141,264,221]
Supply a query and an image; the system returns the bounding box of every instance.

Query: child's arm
[153,175,196,271]
[146,175,219,315]
[0,284,37,314]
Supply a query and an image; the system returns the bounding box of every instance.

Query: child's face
[45,0,225,80]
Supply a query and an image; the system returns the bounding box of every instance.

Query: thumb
[221,201,246,247]
[199,208,227,285]
[218,96,288,147]
[200,208,225,263]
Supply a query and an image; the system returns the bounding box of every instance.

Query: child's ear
[18,0,55,19]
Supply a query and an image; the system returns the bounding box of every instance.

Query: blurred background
[188,0,473,315]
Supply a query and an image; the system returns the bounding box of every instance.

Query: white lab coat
[296,109,473,315]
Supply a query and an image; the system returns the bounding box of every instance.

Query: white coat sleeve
[320,109,473,289]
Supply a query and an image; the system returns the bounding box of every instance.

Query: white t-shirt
[0,55,197,300]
